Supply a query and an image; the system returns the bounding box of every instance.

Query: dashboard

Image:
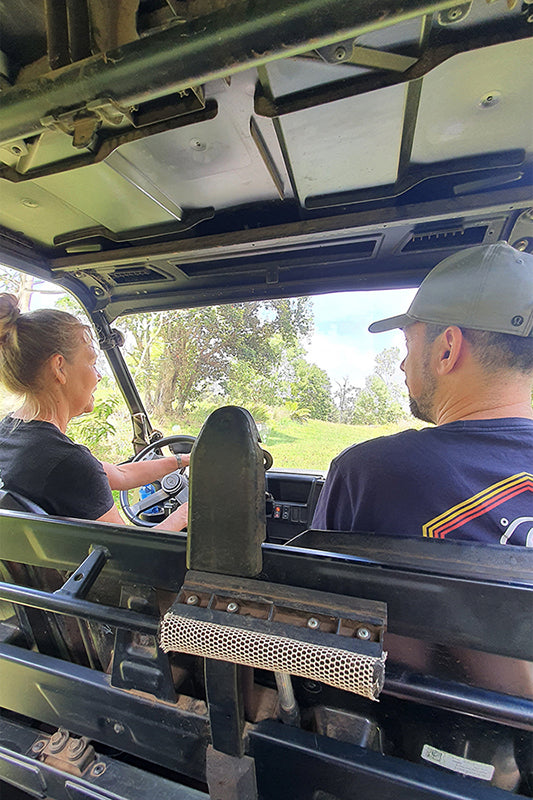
[265,469,325,543]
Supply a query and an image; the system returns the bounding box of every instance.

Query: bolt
[31,740,46,754]
[67,737,86,758]
[513,239,528,251]
[49,728,69,753]
[92,286,104,296]
[226,602,239,613]
[303,680,321,693]
[113,723,125,735]
[334,46,346,61]
[356,627,371,640]
[91,762,106,777]
[186,595,199,605]
[307,617,319,629]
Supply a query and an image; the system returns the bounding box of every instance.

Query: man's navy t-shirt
[0,416,114,519]
[312,418,533,546]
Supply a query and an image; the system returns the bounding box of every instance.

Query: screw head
[31,740,46,753]
[334,46,346,61]
[307,617,319,629]
[186,595,199,605]
[113,723,124,735]
[226,602,239,613]
[356,627,371,640]
[479,91,501,109]
[91,762,106,777]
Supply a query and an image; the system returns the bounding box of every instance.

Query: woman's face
[63,336,102,417]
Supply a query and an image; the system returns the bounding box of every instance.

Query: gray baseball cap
[368,241,533,337]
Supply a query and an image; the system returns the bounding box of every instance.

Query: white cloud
[306,289,417,386]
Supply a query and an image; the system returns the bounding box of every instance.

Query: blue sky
[306,288,418,389]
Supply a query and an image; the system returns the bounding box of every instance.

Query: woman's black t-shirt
[0,416,114,519]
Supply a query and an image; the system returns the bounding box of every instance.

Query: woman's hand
[156,501,188,532]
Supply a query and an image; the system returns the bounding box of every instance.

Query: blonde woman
[0,293,188,530]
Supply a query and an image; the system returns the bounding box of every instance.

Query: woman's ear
[49,353,67,384]
[435,326,464,376]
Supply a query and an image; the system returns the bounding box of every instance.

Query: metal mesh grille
[160,612,386,700]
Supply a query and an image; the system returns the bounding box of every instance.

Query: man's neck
[434,376,533,426]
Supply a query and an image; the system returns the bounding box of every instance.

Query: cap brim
[368,313,413,333]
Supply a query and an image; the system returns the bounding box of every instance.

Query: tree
[334,376,359,424]
[289,358,334,421]
[351,347,409,425]
[352,374,405,424]
[118,298,314,417]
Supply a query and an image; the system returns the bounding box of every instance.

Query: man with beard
[312,241,533,545]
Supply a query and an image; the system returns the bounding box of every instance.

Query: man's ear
[49,353,67,384]
[435,326,464,376]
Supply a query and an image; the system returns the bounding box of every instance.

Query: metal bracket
[111,584,176,702]
[316,39,418,71]
[30,728,97,777]
[98,328,126,351]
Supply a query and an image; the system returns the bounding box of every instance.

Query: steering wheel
[119,435,195,527]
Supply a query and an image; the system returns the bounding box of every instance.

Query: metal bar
[248,720,518,799]
[0,0,470,146]
[383,665,533,732]
[89,311,152,424]
[250,117,285,200]
[44,0,70,70]
[205,660,246,756]
[0,657,209,783]
[53,207,215,247]
[66,0,92,62]
[0,581,160,635]
[55,547,108,599]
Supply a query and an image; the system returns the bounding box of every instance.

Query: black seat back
[0,488,47,515]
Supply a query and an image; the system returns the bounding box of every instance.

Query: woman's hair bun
[0,293,21,342]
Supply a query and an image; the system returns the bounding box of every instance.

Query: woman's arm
[101,454,190,491]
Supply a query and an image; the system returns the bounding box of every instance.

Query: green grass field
[259,417,417,471]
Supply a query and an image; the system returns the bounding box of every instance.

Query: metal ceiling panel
[411,39,533,164]
[278,85,406,203]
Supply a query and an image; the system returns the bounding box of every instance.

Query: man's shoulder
[332,427,430,469]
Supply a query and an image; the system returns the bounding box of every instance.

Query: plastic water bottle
[138,483,162,517]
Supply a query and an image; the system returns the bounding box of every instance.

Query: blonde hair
[0,293,90,420]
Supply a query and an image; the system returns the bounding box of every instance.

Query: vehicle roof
[0,0,532,322]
